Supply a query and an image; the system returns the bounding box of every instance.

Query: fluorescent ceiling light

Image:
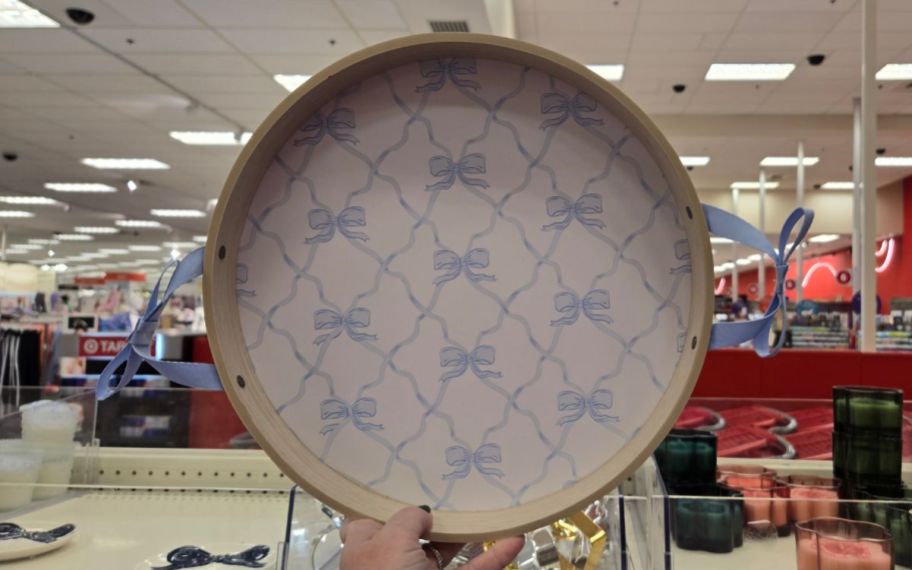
[0,196,60,205]
[81,158,170,170]
[680,156,711,167]
[136,259,163,265]
[98,248,129,255]
[735,258,751,266]
[169,131,252,146]
[587,64,624,81]
[28,238,58,245]
[129,245,162,252]
[55,233,93,241]
[820,181,855,190]
[151,209,206,218]
[809,234,840,244]
[0,210,34,218]
[875,156,912,167]
[274,74,312,92]
[53,263,68,272]
[45,182,117,193]
[8,243,42,250]
[74,226,119,234]
[710,236,733,244]
[81,253,109,259]
[746,254,762,262]
[719,262,734,270]
[731,181,781,190]
[193,235,207,243]
[96,263,120,270]
[760,156,819,167]
[706,63,795,81]
[875,63,912,81]
[163,241,198,248]
[0,0,58,28]
[116,219,163,228]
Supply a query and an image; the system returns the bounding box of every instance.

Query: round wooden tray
[204,33,712,540]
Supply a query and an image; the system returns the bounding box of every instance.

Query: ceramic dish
[205,33,712,539]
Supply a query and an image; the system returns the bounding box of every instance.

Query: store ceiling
[1,0,911,270]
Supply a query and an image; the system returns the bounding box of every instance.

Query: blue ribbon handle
[96,247,222,400]
[705,205,814,357]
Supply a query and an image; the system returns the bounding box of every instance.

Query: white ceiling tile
[0,29,97,54]
[630,33,705,52]
[102,0,203,27]
[535,11,637,33]
[358,30,410,46]
[641,0,747,12]
[247,54,342,75]
[218,28,363,54]
[735,11,843,33]
[44,74,162,93]
[82,28,235,54]
[723,32,820,52]
[221,108,272,126]
[746,0,857,12]
[699,32,729,51]
[2,53,134,74]
[182,0,347,28]
[637,12,740,32]
[335,0,406,29]
[0,91,99,108]
[128,54,263,75]
[0,75,62,91]
[625,50,716,67]
[162,74,281,94]
[195,92,283,109]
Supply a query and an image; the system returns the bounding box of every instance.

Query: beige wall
[697,179,904,237]
[0,262,39,293]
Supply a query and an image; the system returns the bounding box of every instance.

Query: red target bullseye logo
[83,338,99,355]
[837,270,851,285]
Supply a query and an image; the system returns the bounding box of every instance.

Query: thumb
[462,537,525,570]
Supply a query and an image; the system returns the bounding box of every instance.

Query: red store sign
[78,335,155,357]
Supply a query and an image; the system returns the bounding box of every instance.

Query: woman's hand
[340,506,525,570]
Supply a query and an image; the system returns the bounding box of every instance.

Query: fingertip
[383,505,434,539]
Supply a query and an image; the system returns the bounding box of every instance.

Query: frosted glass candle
[20,401,80,445]
[796,518,893,570]
[0,445,42,511]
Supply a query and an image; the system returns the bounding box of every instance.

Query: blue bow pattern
[425,154,489,192]
[313,307,377,345]
[236,264,255,297]
[439,345,502,382]
[550,289,613,326]
[416,58,480,92]
[539,92,604,130]
[542,194,606,231]
[319,397,383,435]
[557,389,619,426]
[304,207,369,244]
[670,238,692,274]
[152,545,270,570]
[433,248,495,285]
[294,109,358,146]
[442,443,504,480]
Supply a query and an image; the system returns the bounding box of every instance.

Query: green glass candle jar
[833,386,903,434]
[654,429,717,492]
[670,485,744,553]
[832,431,902,487]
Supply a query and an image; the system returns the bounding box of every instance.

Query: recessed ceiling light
[126,179,139,192]
[586,64,624,81]
[710,237,733,245]
[98,248,129,255]
[680,156,711,167]
[274,74,312,92]
[116,219,163,228]
[809,234,840,244]
[150,209,206,218]
[192,235,207,243]
[0,0,58,28]
[875,156,912,167]
[820,181,855,190]
[705,63,795,81]
[81,158,170,170]
[0,196,60,205]
[169,131,253,146]
[731,181,781,190]
[875,64,912,81]
[28,238,58,245]
[45,182,117,193]
[74,226,119,234]
[163,241,198,248]
[55,233,93,241]
[128,245,163,252]
[760,156,820,167]
[0,210,34,218]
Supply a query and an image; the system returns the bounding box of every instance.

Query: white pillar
[0,225,6,263]
[860,0,878,352]
[731,188,740,300]
[852,97,862,294]
[796,141,805,303]
[758,170,767,300]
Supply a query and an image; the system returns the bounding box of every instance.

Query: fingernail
[418,505,431,513]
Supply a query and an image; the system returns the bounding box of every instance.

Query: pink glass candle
[795,518,893,570]
[784,476,841,523]
[742,486,789,529]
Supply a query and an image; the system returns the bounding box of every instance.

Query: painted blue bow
[96,248,222,400]
[416,58,480,92]
[542,193,606,231]
[0,523,74,544]
[313,307,377,345]
[539,92,604,130]
[293,108,358,146]
[304,207,369,244]
[557,389,619,426]
[439,345,502,382]
[152,545,270,570]
[236,264,255,297]
[706,205,814,356]
[669,238,692,274]
[433,248,495,285]
[442,443,504,480]
[425,154,489,192]
[550,289,612,326]
[319,397,383,435]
